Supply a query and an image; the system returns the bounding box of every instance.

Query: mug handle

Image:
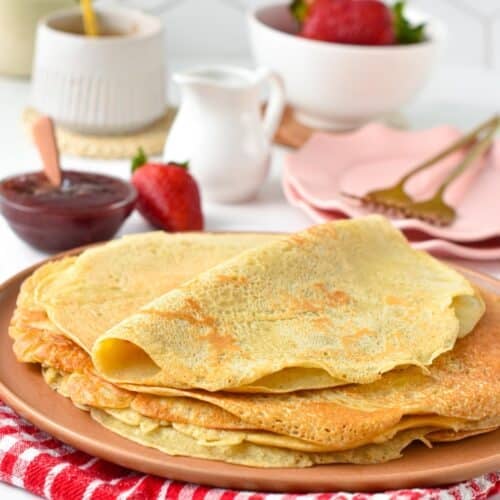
[261,69,286,142]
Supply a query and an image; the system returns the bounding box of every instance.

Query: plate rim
[0,243,499,494]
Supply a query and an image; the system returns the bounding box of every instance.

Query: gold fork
[342,114,499,225]
[398,121,498,226]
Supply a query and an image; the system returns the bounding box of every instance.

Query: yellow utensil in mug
[81,0,99,37]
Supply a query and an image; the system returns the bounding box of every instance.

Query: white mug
[31,6,167,135]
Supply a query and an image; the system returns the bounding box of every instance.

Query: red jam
[0,171,136,252]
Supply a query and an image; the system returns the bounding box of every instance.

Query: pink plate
[283,177,500,260]
[283,123,500,243]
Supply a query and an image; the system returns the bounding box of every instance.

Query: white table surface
[0,63,499,499]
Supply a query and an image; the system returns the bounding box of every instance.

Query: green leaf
[171,161,189,170]
[290,0,309,23]
[392,1,426,44]
[131,147,148,173]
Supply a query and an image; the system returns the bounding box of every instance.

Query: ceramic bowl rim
[38,5,163,44]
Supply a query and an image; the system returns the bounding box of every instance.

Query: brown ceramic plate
[0,249,499,493]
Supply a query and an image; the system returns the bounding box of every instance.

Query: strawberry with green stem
[131,148,203,232]
[291,0,426,46]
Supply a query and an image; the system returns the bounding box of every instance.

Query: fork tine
[342,192,407,218]
[342,190,449,225]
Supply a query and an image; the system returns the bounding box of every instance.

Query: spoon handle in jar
[33,116,62,188]
[81,0,99,37]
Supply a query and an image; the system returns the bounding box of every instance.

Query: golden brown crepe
[91,409,436,468]
[92,217,484,392]
[119,292,499,450]
[41,367,496,467]
[8,224,499,468]
[35,232,280,352]
[10,269,499,456]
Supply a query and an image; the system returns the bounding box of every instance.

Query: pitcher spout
[173,65,262,91]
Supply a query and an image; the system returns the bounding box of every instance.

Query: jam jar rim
[0,170,137,215]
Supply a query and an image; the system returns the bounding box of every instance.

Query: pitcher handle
[261,69,286,142]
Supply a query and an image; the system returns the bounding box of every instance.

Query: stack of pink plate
[283,123,500,260]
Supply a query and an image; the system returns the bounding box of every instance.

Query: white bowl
[248,3,445,131]
[31,6,167,135]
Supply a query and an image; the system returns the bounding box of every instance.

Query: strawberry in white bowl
[292,0,425,46]
[248,0,444,130]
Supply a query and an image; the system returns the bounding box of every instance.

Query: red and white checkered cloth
[0,401,498,500]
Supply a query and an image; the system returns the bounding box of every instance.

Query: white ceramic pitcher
[163,66,285,203]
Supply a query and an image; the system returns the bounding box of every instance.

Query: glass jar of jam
[0,171,136,252]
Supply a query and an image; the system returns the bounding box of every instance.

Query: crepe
[91,409,436,468]
[9,225,498,468]
[90,407,496,467]
[118,289,500,449]
[43,365,498,454]
[92,216,484,392]
[10,263,499,453]
[39,365,497,467]
[42,367,497,467]
[35,232,279,353]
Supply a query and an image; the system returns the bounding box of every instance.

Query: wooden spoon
[32,116,62,188]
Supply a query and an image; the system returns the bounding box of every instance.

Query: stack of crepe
[9,216,500,468]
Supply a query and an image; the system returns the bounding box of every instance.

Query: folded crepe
[113,289,500,451]
[34,232,279,353]
[91,216,484,392]
[9,226,498,467]
[11,245,444,467]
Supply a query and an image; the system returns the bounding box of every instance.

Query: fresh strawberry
[131,148,203,232]
[291,0,425,46]
[300,0,395,45]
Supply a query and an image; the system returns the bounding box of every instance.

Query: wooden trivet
[22,107,176,159]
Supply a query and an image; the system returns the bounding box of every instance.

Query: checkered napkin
[1,401,498,500]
